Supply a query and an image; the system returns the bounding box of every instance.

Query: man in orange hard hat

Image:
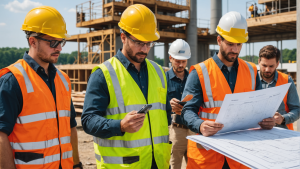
[0,6,82,169]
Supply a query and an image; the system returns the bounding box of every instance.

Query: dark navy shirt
[166,68,188,126]
[82,49,152,138]
[0,52,77,136]
[181,53,262,134]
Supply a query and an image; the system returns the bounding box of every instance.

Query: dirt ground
[76,117,299,169]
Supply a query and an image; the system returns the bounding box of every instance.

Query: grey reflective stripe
[203,100,223,108]
[94,137,152,148]
[14,153,60,165]
[200,111,218,120]
[102,156,123,164]
[59,110,70,117]
[95,154,101,162]
[56,68,69,91]
[103,61,126,114]
[11,138,60,150]
[14,63,34,93]
[62,150,73,159]
[199,63,215,108]
[60,136,70,145]
[153,135,169,144]
[149,60,165,88]
[106,102,166,115]
[245,62,255,90]
[16,111,56,124]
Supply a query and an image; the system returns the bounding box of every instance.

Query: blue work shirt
[82,49,155,138]
[166,68,188,126]
[260,71,300,129]
[0,52,77,136]
[181,53,262,134]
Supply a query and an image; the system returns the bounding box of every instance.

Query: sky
[0,0,297,59]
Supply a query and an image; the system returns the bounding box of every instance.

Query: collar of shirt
[23,51,57,75]
[213,52,239,70]
[115,49,147,70]
[258,70,278,85]
[168,67,188,81]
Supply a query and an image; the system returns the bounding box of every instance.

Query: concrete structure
[210,0,222,35]
[164,43,169,67]
[186,0,198,68]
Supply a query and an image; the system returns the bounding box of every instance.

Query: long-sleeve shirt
[260,71,300,129]
[0,52,77,136]
[181,53,262,134]
[165,68,188,125]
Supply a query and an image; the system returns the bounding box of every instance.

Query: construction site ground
[76,117,299,169]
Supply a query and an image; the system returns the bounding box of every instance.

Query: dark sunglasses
[35,36,66,48]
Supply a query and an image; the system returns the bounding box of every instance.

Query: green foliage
[154,55,164,66]
[239,55,259,64]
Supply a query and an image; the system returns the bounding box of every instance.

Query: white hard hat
[216,11,248,43]
[168,39,191,60]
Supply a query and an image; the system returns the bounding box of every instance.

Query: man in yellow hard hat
[82,4,171,169]
[181,11,275,169]
[0,6,82,169]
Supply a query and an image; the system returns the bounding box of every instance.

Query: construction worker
[0,6,82,169]
[248,4,254,18]
[258,45,300,130]
[166,39,195,169]
[81,4,171,169]
[181,11,275,169]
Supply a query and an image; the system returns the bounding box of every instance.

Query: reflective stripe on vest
[11,136,70,150]
[245,62,255,90]
[149,60,165,88]
[14,63,34,93]
[59,110,71,117]
[56,68,69,91]
[200,112,218,120]
[103,61,166,115]
[62,150,73,159]
[94,135,168,148]
[16,111,56,124]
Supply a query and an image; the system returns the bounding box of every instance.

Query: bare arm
[0,131,15,169]
[70,127,80,168]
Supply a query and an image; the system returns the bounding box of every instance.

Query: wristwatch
[73,162,83,169]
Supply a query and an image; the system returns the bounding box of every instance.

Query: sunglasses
[35,36,66,48]
[125,34,156,48]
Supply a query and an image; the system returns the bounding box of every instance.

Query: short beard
[261,70,275,79]
[125,41,147,63]
[173,66,185,73]
[220,45,239,63]
[37,41,59,64]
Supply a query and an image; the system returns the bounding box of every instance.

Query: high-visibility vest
[92,57,171,169]
[0,59,73,169]
[186,58,257,169]
[276,71,294,130]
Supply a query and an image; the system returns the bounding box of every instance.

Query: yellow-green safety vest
[92,57,171,169]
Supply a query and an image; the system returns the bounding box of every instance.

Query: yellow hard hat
[21,6,69,39]
[216,11,248,43]
[118,4,160,42]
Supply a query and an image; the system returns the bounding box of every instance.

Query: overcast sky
[0,0,297,59]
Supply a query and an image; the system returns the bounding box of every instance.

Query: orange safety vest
[0,59,73,169]
[186,58,257,169]
[275,71,294,130]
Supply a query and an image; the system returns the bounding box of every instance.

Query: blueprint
[216,83,291,133]
[187,127,300,169]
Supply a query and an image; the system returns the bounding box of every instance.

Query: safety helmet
[216,11,248,43]
[168,39,191,60]
[21,6,69,39]
[118,4,160,42]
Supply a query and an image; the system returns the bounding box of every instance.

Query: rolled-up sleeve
[181,69,204,134]
[81,69,124,138]
[283,77,300,125]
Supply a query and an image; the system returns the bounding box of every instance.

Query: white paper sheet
[216,83,291,133]
[187,127,300,169]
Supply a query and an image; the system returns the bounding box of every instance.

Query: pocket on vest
[123,156,139,164]
[15,152,44,163]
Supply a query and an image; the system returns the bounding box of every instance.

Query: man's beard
[125,41,147,63]
[173,66,185,73]
[220,45,239,63]
[261,70,275,79]
[37,43,59,64]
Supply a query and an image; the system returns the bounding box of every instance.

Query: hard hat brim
[169,54,191,60]
[131,31,160,42]
[222,34,248,43]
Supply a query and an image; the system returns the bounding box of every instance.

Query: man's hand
[170,98,183,115]
[273,112,284,125]
[200,121,224,137]
[259,117,275,130]
[0,131,15,169]
[120,111,145,133]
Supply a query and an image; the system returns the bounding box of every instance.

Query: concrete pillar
[296,0,300,132]
[115,35,122,52]
[210,0,222,35]
[148,47,155,61]
[104,40,110,61]
[164,43,169,67]
[197,42,210,63]
[186,0,197,69]
[280,40,283,69]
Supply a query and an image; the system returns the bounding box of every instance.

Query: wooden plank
[247,11,296,27]
[72,98,85,102]
[155,14,189,24]
[75,108,83,113]
[76,16,121,28]
[156,0,189,11]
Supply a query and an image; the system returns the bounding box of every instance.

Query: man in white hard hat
[165,39,195,169]
[181,11,275,169]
